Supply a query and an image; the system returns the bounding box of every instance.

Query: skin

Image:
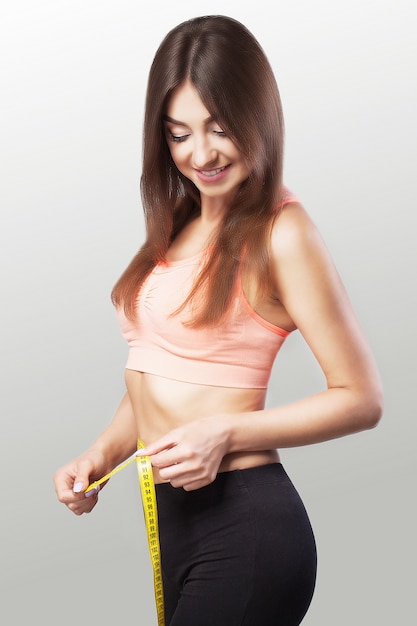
[53,80,383,514]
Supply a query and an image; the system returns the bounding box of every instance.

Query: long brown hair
[111,15,285,325]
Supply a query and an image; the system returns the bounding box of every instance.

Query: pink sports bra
[116,190,297,389]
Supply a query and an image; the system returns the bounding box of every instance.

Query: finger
[139,433,178,458]
[85,484,101,498]
[158,461,185,482]
[54,473,82,506]
[168,475,209,491]
[68,492,99,515]
[163,460,217,490]
[53,465,77,498]
[66,483,101,514]
[72,458,97,495]
[182,480,208,492]
[150,447,183,469]
[181,471,217,491]
[158,457,211,487]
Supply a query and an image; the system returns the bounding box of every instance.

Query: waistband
[155,462,289,500]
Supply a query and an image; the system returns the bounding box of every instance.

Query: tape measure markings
[85,441,165,626]
[136,443,165,626]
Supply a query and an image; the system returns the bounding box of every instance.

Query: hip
[156,462,317,624]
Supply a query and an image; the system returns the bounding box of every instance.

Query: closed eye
[169,133,190,143]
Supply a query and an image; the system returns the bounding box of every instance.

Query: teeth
[201,166,226,177]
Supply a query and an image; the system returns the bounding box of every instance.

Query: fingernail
[73,482,84,493]
[85,486,99,498]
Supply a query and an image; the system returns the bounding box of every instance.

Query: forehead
[165,80,211,123]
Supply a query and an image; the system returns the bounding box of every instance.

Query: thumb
[72,459,95,494]
[73,480,86,493]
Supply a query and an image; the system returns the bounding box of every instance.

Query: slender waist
[152,449,280,485]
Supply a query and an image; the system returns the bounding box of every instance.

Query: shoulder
[270,200,326,264]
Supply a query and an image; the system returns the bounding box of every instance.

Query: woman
[53,15,383,625]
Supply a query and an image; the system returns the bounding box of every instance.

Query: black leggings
[156,463,317,625]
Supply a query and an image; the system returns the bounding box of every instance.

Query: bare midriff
[125,368,280,484]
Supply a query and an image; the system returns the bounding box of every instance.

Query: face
[163,80,251,211]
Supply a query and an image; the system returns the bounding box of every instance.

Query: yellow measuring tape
[86,440,165,626]
[136,440,165,626]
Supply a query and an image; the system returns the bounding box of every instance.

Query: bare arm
[84,391,138,471]
[225,202,383,451]
[144,204,383,489]
[53,392,138,515]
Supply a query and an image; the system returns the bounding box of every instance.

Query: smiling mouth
[199,165,228,177]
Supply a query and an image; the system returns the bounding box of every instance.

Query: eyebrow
[162,114,215,126]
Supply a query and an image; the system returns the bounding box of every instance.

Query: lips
[199,166,227,177]
[194,164,231,183]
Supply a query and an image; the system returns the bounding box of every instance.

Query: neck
[199,192,234,224]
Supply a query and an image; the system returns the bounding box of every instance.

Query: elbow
[339,380,384,433]
[360,384,384,430]
[365,398,383,430]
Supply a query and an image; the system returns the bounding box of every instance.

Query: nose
[192,135,218,169]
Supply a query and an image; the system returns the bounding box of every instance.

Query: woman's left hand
[140,416,230,491]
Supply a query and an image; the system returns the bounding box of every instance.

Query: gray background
[1,0,416,624]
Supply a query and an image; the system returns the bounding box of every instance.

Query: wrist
[219,410,261,455]
[89,430,137,469]
[86,441,122,475]
[217,413,236,455]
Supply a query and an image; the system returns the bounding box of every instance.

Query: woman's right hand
[53,448,108,516]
